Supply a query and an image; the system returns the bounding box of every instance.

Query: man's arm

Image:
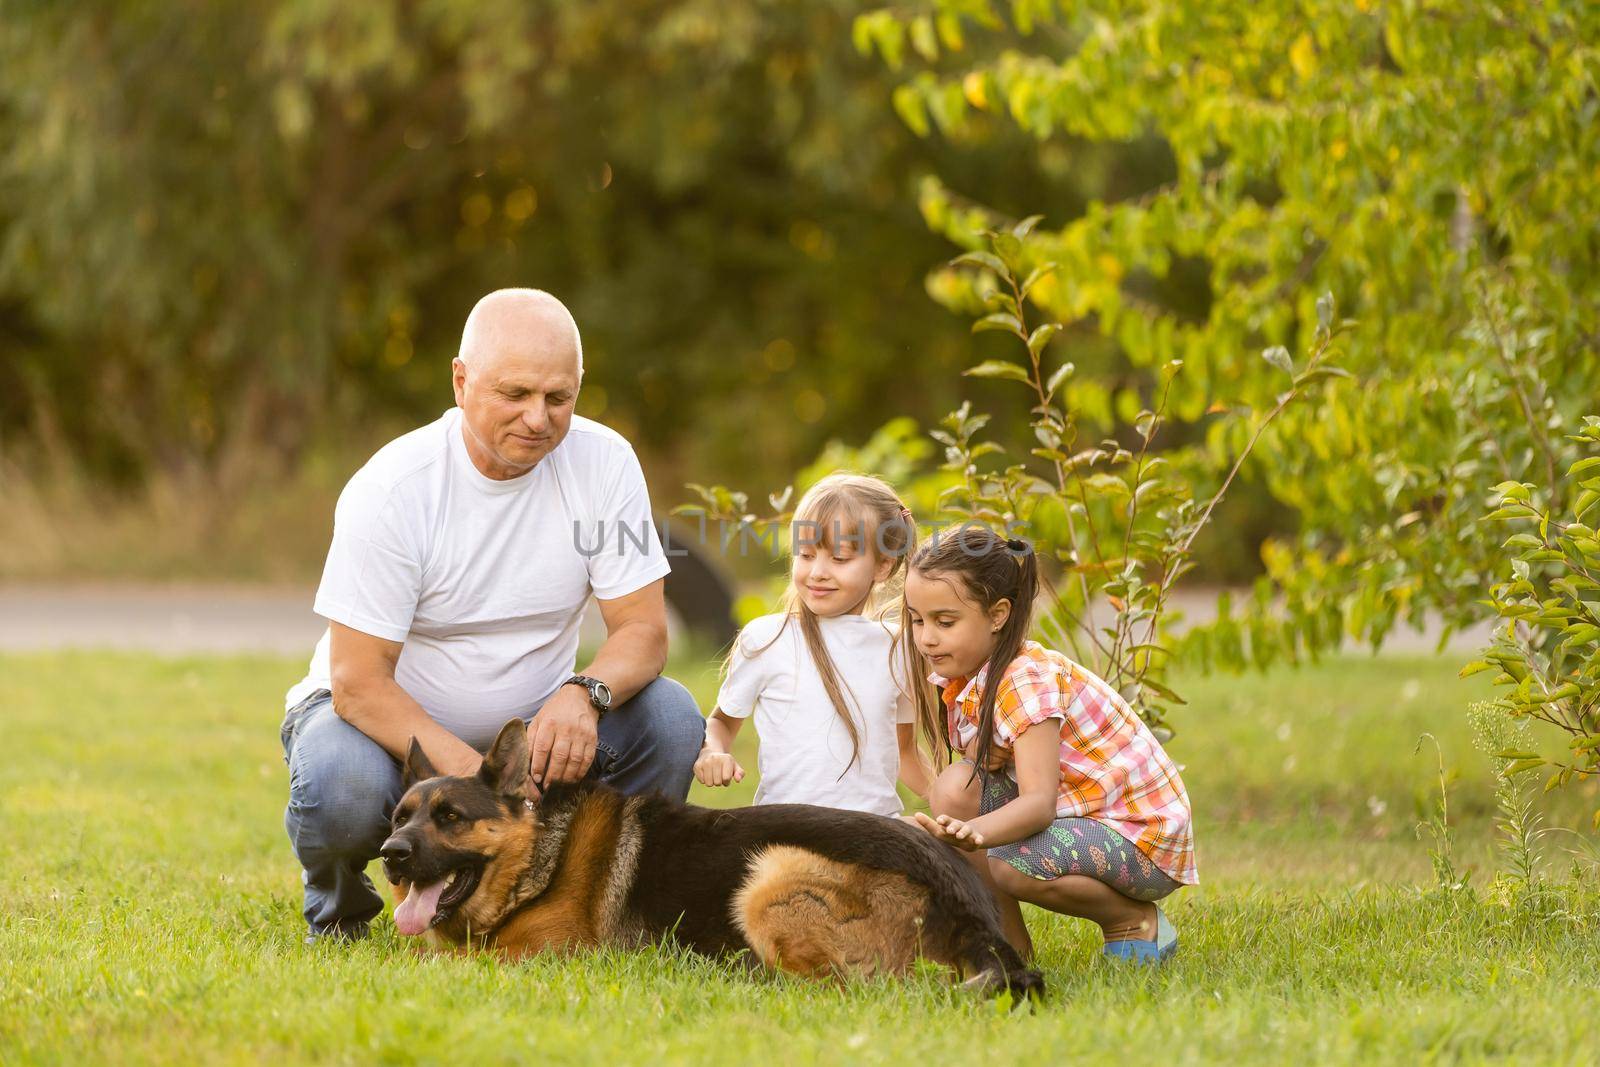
[525,578,670,787]
[585,577,670,702]
[328,621,483,777]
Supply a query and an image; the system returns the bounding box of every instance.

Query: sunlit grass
[3,652,1598,1064]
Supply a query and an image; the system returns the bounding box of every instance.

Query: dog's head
[380,719,537,938]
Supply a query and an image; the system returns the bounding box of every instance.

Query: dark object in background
[659,519,737,646]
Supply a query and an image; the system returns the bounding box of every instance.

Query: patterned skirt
[979,768,1181,902]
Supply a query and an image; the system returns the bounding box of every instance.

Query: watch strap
[564,674,612,713]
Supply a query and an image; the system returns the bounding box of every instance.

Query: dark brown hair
[898,523,1038,777]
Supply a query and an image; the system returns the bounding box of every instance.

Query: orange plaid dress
[933,640,1198,885]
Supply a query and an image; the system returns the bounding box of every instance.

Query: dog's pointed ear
[402,738,439,790]
[479,718,531,800]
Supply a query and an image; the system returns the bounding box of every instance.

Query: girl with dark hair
[899,524,1196,964]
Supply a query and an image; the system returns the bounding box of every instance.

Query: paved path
[0,584,331,656]
[0,583,1489,657]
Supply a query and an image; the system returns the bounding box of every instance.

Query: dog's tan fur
[485,788,626,956]
[733,844,931,979]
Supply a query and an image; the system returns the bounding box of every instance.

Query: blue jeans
[280,676,705,937]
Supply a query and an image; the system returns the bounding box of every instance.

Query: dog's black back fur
[598,787,1041,993]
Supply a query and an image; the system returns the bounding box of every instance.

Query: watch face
[593,681,613,708]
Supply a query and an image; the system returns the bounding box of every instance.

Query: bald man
[278,288,704,942]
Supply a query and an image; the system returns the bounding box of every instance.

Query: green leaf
[909,15,938,61]
[1139,676,1188,706]
[891,84,930,137]
[935,12,964,51]
[1316,291,1335,331]
[963,359,1033,383]
[1012,214,1045,239]
[992,232,1022,269]
[1262,345,1293,374]
[849,14,875,56]
[1045,361,1075,398]
[1459,660,1494,678]
[951,250,1008,277]
[1021,262,1057,297]
[971,313,1024,336]
[1027,323,1062,357]
[1293,366,1353,387]
[1568,457,1600,481]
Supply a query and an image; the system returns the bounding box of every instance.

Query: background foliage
[853,0,1598,654]
[0,1,1131,489]
[0,0,1284,581]
[831,1,1600,768]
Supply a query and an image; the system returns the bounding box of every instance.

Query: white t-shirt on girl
[715,612,915,816]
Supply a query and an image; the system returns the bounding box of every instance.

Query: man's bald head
[451,288,584,479]
[457,288,584,378]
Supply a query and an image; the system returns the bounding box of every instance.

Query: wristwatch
[563,675,614,715]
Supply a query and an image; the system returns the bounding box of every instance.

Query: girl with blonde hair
[694,473,933,815]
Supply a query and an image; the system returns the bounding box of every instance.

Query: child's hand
[911,811,986,852]
[693,748,745,787]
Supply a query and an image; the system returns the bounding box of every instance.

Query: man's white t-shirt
[284,407,672,750]
[715,612,914,816]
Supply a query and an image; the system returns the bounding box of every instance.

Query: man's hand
[526,684,600,789]
[439,749,484,779]
[693,748,745,787]
[911,811,987,852]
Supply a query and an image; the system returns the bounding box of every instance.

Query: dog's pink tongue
[393,880,447,936]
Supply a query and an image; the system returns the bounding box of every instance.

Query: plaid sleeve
[991,654,1068,745]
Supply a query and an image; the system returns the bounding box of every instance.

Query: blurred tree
[0,0,1177,507]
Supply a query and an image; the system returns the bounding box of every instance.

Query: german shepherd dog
[379,719,1043,997]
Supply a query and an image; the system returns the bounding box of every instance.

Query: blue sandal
[1102,905,1178,964]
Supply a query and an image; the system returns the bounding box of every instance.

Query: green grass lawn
[4,651,1599,1065]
